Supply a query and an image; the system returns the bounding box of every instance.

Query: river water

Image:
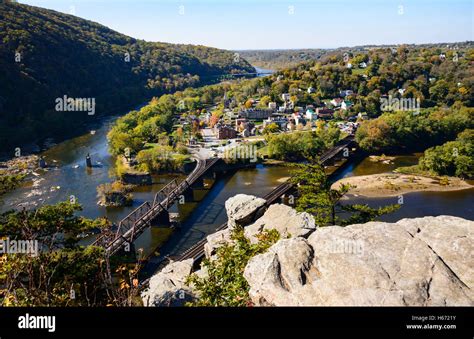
[332,155,474,223]
[1,114,473,262]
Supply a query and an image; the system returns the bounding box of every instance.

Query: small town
[0,0,472,334]
[178,87,362,157]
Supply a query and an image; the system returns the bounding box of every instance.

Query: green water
[1,117,472,260]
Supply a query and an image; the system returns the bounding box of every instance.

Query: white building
[331,98,343,107]
[305,109,317,121]
[341,101,353,110]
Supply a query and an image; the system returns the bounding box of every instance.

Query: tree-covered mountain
[0,2,254,154]
[239,42,474,70]
[238,49,329,70]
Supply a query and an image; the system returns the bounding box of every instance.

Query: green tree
[0,202,142,306]
[262,122,280,135]
[186,228,279,306]
[290,163,399,226]
[419,129,474,178]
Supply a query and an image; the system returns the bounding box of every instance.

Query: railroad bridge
[177,135,356,262]
[94,136,355,258]
[93,156,220,256]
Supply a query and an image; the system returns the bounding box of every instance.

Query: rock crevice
[142,194,474,307]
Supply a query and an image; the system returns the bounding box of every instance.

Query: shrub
[186,228,280,306]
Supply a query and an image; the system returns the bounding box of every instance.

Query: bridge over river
[176,135,356,262]
[92,156,220,256]
[94,135,355,258]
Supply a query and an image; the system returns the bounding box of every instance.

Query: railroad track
[178,181,295,262]
[93,156,219,256]
[176,136,355,262]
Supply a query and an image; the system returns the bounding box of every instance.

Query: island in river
[332,173,473,197]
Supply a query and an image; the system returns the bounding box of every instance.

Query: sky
[19,0,474,50]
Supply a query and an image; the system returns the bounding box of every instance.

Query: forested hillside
[0,2,254,153]
[108,43,473,161]
[238,49,328,70]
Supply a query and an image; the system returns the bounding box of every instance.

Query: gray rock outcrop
[204,228,233,259]
[244,204,316,243]
[141,259,196,306]
[244,215,473,306]
[142,194,473,307]
[225,194,266,229]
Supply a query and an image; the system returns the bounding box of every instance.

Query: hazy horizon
[18,0,473,50]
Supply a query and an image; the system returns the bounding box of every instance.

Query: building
[330,98,343,107]
[201,112,211,124]
[341,101,353,110]
[307,87,315,94]
[268,102,277,110]
[283,100,294,110]
[235,118,248,130]
[239,109,273,120]
[359,62,367,68]
[305,109,317,121]
[223,92,232,109]
[264,117,288,130]
[339,90,354,98]
[316,108,334,119]
[292,112,305,126]
[215,125,237,139]
[281,93,291,102]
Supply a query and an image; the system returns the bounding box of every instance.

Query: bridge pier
[152,210,171,226]
[191,176,204,189]
[203,170,217,180]
[182,187,194,203]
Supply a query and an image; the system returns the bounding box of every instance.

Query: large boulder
[204,228,233,258]
[225,194,266,229]
[141,259,196,307]
[244,204,316,243]
[244,216,474,306]
[244,237,317,306]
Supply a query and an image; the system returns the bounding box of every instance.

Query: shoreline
[332,173,473,198]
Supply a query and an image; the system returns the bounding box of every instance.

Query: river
[1,102,472,267]
[332,155,474,223]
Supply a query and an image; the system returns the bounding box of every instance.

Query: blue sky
[20,0,473,50]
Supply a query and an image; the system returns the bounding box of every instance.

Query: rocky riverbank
[331,173,473,197]
[0,155,42,196]
[141,194,473,307]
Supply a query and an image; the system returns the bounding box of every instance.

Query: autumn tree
[0,202,142,306]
